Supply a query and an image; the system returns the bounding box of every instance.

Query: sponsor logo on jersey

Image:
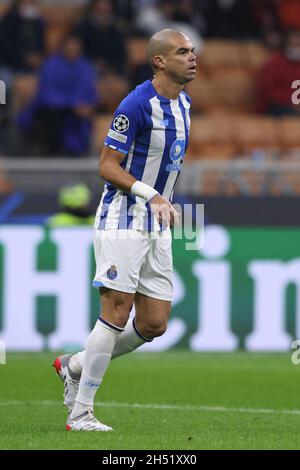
[108,128,128,143]
[160,119,169,127]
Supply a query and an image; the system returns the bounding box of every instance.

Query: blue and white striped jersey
[94,79,191,231]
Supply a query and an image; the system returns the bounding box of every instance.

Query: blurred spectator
[112,0,136,30]
[135,0,202,53]
[74,0,127,75]
[0,0,45,83]
[278,0,300,31]
[204,0,259,39]
[251,0,281,49]
[130,62,152,89]
[18,35,98,156]
[46,183,94,227]
[256,29,300,116]
[173,0,206,36]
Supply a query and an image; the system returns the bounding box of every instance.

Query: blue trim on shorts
[93,281,105,288]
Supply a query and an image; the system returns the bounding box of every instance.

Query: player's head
[147,28,196,85]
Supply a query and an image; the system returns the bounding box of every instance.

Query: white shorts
[93,229,173,301]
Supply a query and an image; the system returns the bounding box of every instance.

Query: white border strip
[0,400,300,416]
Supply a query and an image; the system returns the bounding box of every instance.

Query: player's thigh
[134,292,171,336]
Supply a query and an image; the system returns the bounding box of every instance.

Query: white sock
[69,318,152,376]
[71,319,123,418]
[69,351,85,374]
[112,317,152,359]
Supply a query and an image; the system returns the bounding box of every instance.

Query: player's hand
[149,194,180,228]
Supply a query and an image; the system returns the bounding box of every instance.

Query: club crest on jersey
[107,265,117,280]
[166,139,185,171]
[113,114,130,133]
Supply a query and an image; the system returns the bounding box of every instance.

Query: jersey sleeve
[104,95,144,155]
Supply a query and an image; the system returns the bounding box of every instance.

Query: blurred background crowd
[0,0,300,202]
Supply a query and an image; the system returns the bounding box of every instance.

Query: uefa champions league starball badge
[113,115,130,133]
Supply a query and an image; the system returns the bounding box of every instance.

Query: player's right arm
[100,95,178,226]
[99,147,178,227]
[99,146,137,193]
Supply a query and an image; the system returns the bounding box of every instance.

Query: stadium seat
[231,116,280,154]
[188,116,237,159]
[199,40,244,71]
[278,117,300,150]
[186,68,255,114]
[184,75,215,113]
[241,41,270,69]
[209,68,256,113]
[199,40,269,73]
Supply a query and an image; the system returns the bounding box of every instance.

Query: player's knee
[143,320,168,338]
[101,291,133,328]
[102,304,132,329]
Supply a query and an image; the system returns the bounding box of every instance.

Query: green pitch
[0,352,299,450]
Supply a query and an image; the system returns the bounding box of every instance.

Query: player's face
[164,36,197,85]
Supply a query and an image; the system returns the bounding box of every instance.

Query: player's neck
[152,76,183,100]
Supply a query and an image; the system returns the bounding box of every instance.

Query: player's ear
[153,54,165,71]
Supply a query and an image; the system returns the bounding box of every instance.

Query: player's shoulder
[117,80,155,113]
[180,90,192,107]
